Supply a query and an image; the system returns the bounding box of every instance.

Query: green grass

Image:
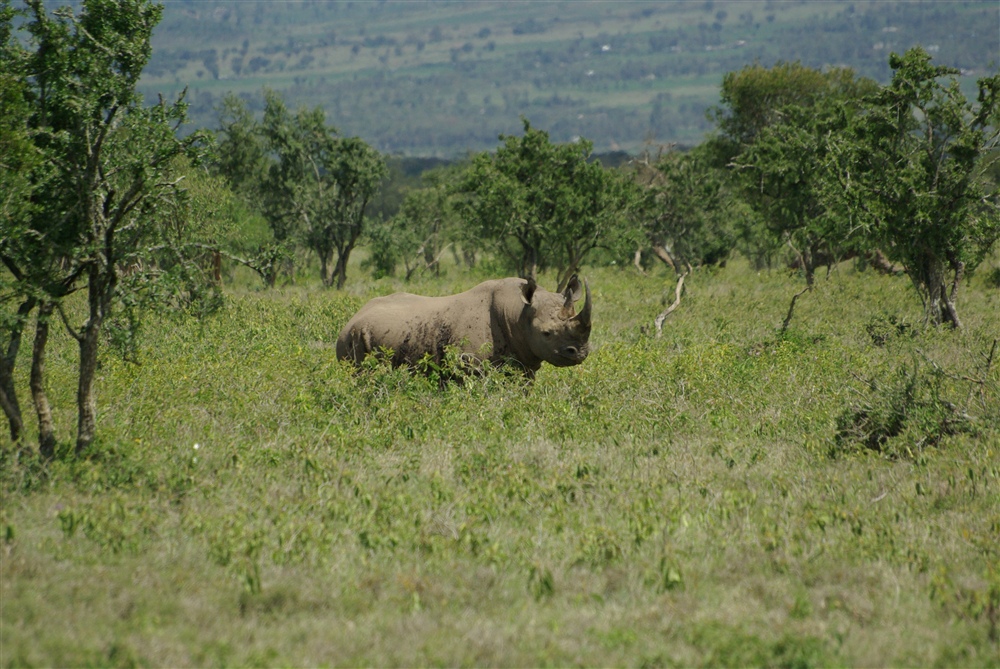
[3,256,1000,666]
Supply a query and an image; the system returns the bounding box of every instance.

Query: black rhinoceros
[336,276,592,377]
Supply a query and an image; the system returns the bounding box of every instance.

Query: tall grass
[2,257,999,667]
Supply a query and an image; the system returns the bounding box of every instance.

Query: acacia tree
[214,93,269,206]
[210,93,289,288]
[234,91,386,288]
[1,0,204,455]
[709,62,875,161]
[631,144,736,274]
[829,48,1000,328]
[323,136,387,289]
[459,118,637,290]
[735,102,855,288]
[710,62,878,275]
[366,181,457,280]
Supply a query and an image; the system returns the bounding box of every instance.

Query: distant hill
[138,0,998,157]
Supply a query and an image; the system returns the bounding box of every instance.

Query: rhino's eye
[542,330,553,338]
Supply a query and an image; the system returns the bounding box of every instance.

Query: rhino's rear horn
[563,275,584,303]
[573,279,592,328]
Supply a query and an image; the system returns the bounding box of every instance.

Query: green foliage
[262,90,387,289]
[0,1,41,239]
[364,177,459,280]
[210,93,285,286]
[721,63,876,283]
[1,0,210,455]
[459,118,638,287]
[631,144,737,270]
[828,47,1000,328]
[213,89,387,289]
[0,0,45,445]
[711,61,876,158]
[834,360,975,458]
[213,92,269,205]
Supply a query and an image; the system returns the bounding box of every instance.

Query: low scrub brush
[834,361,974,458]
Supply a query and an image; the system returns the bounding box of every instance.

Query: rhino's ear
[521,277,537,305]
[563,275,584,304]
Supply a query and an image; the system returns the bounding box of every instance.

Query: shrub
[864,313,913,347]
[834,361,973,457]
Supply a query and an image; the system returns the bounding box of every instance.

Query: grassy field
[2,256,1000,667]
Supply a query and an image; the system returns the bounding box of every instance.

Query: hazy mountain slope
[139,0,998,156]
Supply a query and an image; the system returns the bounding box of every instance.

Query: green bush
[834,361,974,457]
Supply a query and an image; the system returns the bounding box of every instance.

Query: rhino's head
[520,275,592,367]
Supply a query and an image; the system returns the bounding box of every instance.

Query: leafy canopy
[459,118,637,289]
[828,47,1000,327]
[1,0,210,454]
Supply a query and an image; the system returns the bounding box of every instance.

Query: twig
[919,342,997,410]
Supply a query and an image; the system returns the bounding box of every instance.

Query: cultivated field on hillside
[138,0,998,154]
[3,257,999,666]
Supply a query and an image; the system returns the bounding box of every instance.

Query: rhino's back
[336,281,506,365]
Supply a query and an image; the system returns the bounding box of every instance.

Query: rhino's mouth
[554,346,589,365]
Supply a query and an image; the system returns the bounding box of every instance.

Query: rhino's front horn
[574,279,592,328]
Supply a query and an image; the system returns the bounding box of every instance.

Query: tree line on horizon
[2,0,999,456]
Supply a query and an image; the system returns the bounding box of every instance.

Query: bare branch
[654,270,689,337]
[56,302,83,343]
[780,285,810,336]
[633,248,647,276]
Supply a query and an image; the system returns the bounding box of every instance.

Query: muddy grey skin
[336,276,592,378]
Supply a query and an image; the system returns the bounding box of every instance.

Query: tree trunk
[944,258,965,329]
[0,367,22,446]
[929,278,963,329]
[31,302,58,458]
[941,289,963,329]
[788,240,816,289]
[76,321,101,454]
[865,249,900,275]
[0,297,36,444]
[655,271,688,336]
[781,285,811,336]
[76,266,108,455]
[803,256,816,289]
[0,383,21,444]
[423,239,441,276]
[557,255,582,293]
[333,250,350,290]
[919,259,963,329]
[319,251,333,287]
[212,251,222,285]
[462,247,476,268]
[633,248,647,275]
